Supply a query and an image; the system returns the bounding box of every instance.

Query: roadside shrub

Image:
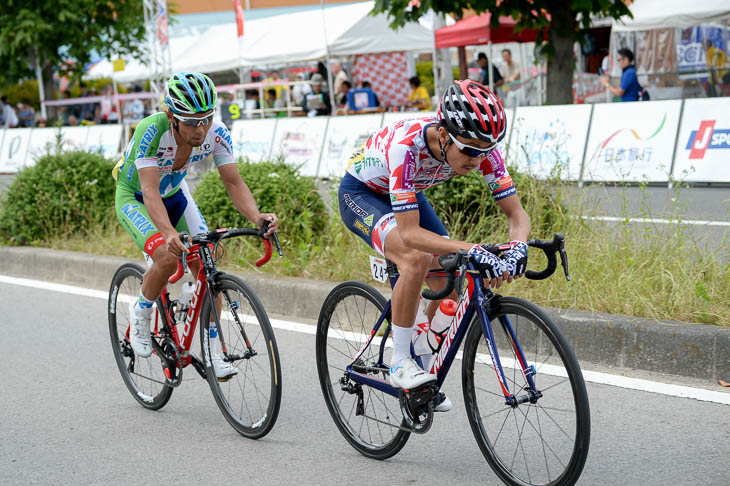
[425,164,566,243]
[194,158,327,253]
[0,150,116,245]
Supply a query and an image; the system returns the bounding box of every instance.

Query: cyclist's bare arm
[138,166,188,258]
[393,210,472,255]
[496,194,530,245]
[218,164,279,236]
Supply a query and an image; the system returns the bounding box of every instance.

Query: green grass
[40,178,730,327]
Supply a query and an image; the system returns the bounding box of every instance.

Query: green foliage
[415,61,462,97]
[194,158,327,264]
[425,166,565,242]
[0,1,146,87]
[1,79,39,108]
[0,149,116,245]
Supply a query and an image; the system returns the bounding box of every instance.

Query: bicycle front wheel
[200,274,281,439]
[316,281,410,460]
[462,297,590,486]
[108,263,173,410]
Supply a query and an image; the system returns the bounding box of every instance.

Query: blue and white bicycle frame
[344,262,539,406]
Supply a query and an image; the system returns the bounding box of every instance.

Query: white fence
[2,98,730,183]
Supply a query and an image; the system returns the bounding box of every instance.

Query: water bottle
[175,282,195,323]
[425,299,458,360]
[411,297,431,360]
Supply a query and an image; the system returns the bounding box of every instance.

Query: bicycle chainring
[399,386,436,434]
[159,336,183,387]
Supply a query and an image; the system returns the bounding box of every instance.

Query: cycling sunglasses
[448,132,496,158]
[172,112,214,127]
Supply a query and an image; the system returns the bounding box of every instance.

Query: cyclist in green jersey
[115,72,278,378]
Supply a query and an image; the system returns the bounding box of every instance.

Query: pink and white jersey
[346,116,515,213]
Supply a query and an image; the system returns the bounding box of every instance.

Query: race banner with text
[673,97,730,183]
[510,104,591,181]
[269,117,328,177]
[319,114,383,179]
[230,118,277,162]
[582,100,682,182]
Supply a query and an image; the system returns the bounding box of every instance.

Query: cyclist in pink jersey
[338,80,530,406]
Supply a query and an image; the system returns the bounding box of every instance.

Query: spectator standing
[600,47,639,102]
[219,91,235,129]
[123,85,145,124]
[477,52,504,89]
[1,96,19,128]
[705,40,730,96]
[500,49,521,83]
[303,73,331,116]
[333,62,348,95]
[405,76,431,111]
[78,82,97,123]
[99,85,120,123]
[335,80,351,113]
[16,102,36,127]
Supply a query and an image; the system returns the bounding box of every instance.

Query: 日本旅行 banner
[582,100,682,182]
[230,118,277,162]
[269,117,328,177]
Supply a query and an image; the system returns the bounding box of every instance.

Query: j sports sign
[686,120,730,159]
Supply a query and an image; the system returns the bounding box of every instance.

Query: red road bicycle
[108,225,282,439]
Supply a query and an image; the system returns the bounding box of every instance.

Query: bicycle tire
[200,273,281,439]
[462,296,590,486]
[316,281,410,460]
[108,263,173,410]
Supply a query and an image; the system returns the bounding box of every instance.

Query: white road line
[2,274,729,406]
[582,215,730,227]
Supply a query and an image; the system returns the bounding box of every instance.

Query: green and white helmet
[164,72,217,115]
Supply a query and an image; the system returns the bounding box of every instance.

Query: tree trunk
[546,9,577,105]
[42,63,57,122]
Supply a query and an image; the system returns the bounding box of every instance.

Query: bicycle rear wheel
[200,274,281,439]
[108,263,173,410]
[462,297,590,486]
[316,281,410,460]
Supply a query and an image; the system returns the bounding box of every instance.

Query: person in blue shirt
[600,48,639,102]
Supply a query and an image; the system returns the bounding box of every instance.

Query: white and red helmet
[438,80,507,144]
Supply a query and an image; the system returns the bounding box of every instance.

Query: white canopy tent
[612,0,730,31]
[89,1,435,81]
[85,36,199,83]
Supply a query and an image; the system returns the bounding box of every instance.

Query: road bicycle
[316,233,590,486]
[108,225,283,439]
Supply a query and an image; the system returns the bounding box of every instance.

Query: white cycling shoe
[129,301,152,358]
[434,392,453,412]
[211,353,238,382]
[389,357,437,390]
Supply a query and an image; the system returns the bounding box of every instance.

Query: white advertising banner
[25,127,62,163]
[509,104,592,181]
[0,128,33,173]
[230,118,277,162]
[672,97,730,183]
[319,114,383,179]
[60,126,91,152]
[270,117,328,177]
[87,125,123,158]
[582,100,682,182]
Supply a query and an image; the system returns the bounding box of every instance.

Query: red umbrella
[435,13,545,48]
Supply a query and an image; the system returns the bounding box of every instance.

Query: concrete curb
[1,246,728,382]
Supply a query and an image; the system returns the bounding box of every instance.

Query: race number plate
[369,255,388,283]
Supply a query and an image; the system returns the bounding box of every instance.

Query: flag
[233,0,244,37]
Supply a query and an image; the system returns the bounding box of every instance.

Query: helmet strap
[438,136,452,165]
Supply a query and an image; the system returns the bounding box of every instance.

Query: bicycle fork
[477,302,542,407]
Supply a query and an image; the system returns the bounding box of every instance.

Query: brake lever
[559,247,570,281]
[272,232,283,256]
[179,232,190,274]
[455,262,467,295]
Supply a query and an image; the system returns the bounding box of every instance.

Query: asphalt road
[1,282,728,485]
